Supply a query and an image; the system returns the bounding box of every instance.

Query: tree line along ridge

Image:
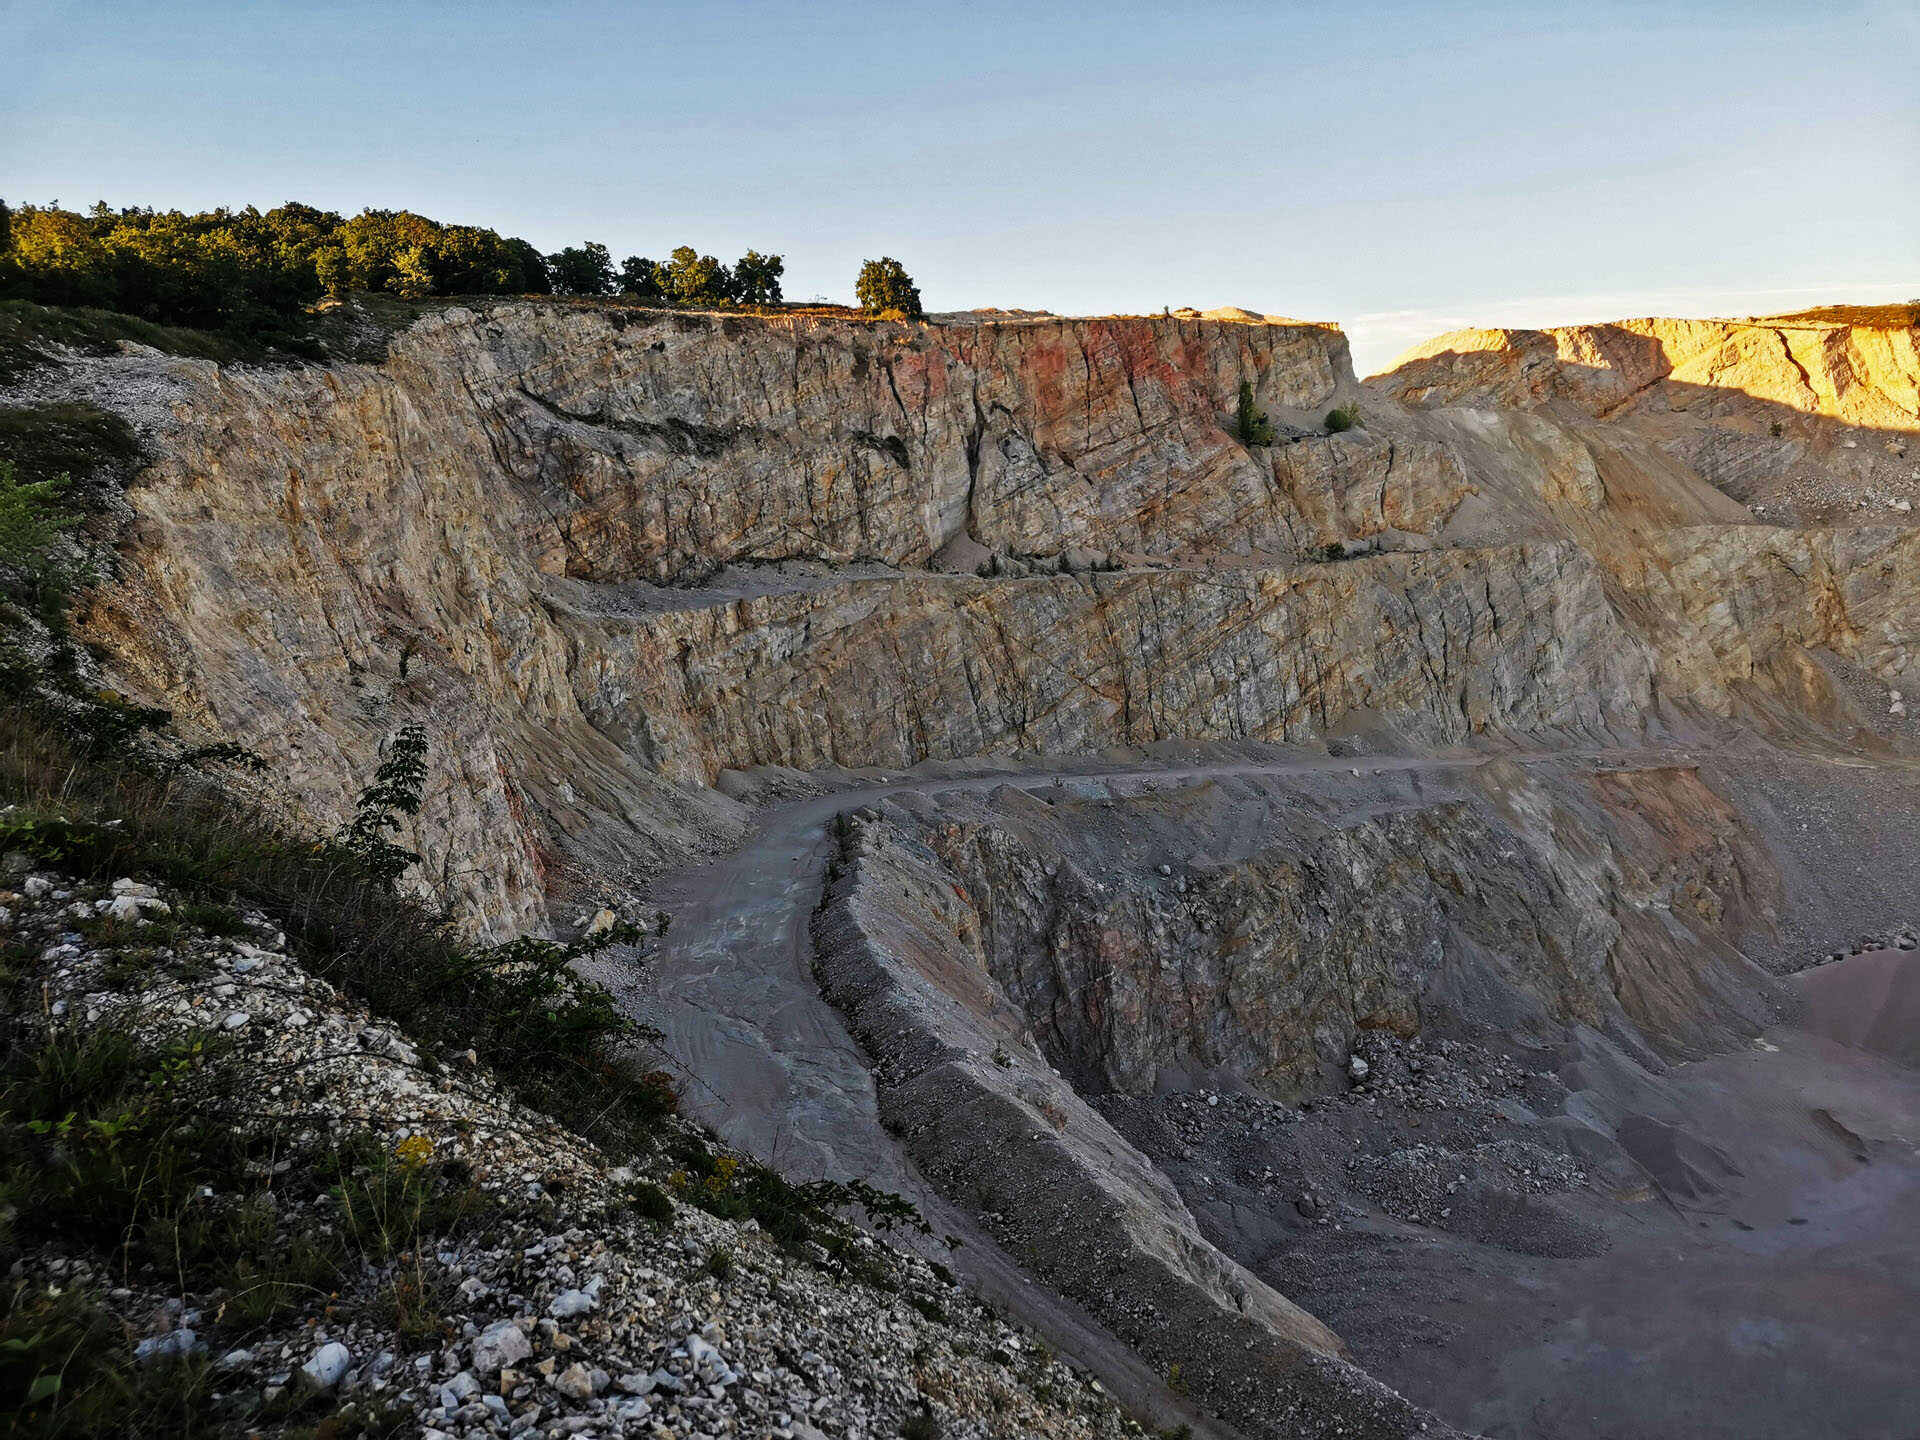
[0,199,925,344]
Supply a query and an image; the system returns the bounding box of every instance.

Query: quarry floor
[1263,951,1920,1440]
[588,742,1920,1440]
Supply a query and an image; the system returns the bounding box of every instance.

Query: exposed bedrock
[49,304,1920,946]
[1375,315,1920,525]
[561,540,1654,777]
[813,800,1462,1440]
[809,747,1920,1438]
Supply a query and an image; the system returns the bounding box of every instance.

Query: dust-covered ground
[1111,964,1920,1440]
[789,739,1920,1439]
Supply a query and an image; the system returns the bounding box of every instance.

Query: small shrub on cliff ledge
[1326,403,1363,433]
[0,460,78,574]
[1236,381,1277,447]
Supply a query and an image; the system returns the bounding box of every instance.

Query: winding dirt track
[591,744,1694,1437]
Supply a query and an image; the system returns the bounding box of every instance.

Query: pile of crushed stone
[1,865,1144,1440]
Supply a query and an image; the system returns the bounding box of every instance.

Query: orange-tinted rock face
[1377,317,1920,428]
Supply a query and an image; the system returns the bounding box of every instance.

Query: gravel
[0,868,1145,1440]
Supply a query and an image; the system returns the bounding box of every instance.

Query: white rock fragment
[472,1319,531,1374]
[301,1341,351,1390]
[548,1278,599,1318]
[135,1328,197,1363]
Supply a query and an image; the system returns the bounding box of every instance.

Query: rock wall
[1376,317,1920,430]
[812,808,1457,1440]
[889,763,1781,1103]
[46,302,1920,935]
[66,304,1688,932]
[1374,315,1920,527]
[561,540,1653,779]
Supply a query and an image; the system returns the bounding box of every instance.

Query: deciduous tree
[854,257,922,319]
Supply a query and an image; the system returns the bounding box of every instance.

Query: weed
[0,1281,222,1438]
[629,1180,675,1227]
[702,1245,734,1281]
[170,901,247,938]
[1325,404,1362,433]
[0,702,669,1161]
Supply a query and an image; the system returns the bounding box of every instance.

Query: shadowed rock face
[807,756,1811,1439]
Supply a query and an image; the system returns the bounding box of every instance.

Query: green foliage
[0,201,549,344]
[618,255,661,299]
[730,250,784,306]
[702,1245,734,1281]
[1236,380,1276,447]
[0,700,668,1161]
[0,1025,239,1275]
[616,248,782,307]
[547,242,616,297]
[855,258,923,319]
[1,1282,219,1439]
[657,247,733,306]
[320,1134,491,1267]
[0,462,78,576]
[667,1134,930,1263]
[628,1180,675,1227]
[334,724,429,890]
[0,1015,490,1408]
[1325,403,1362,433]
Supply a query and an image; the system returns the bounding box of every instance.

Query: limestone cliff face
[1616,524,1920,719]
[898,762,1779,1104]
[562,540,1650,779]
[1377,316,1920,429]
[1375,316,1920,527]
[48,301,1920,934]
[65,304,1670,931]
[235,304,1352,582]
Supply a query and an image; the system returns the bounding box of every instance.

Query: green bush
[1325,404,1362,433]
[1236,381,1276,447]
[855,258,923,320]
[0,461,78,575]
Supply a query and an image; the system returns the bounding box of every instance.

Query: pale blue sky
[6,0,1916,371]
